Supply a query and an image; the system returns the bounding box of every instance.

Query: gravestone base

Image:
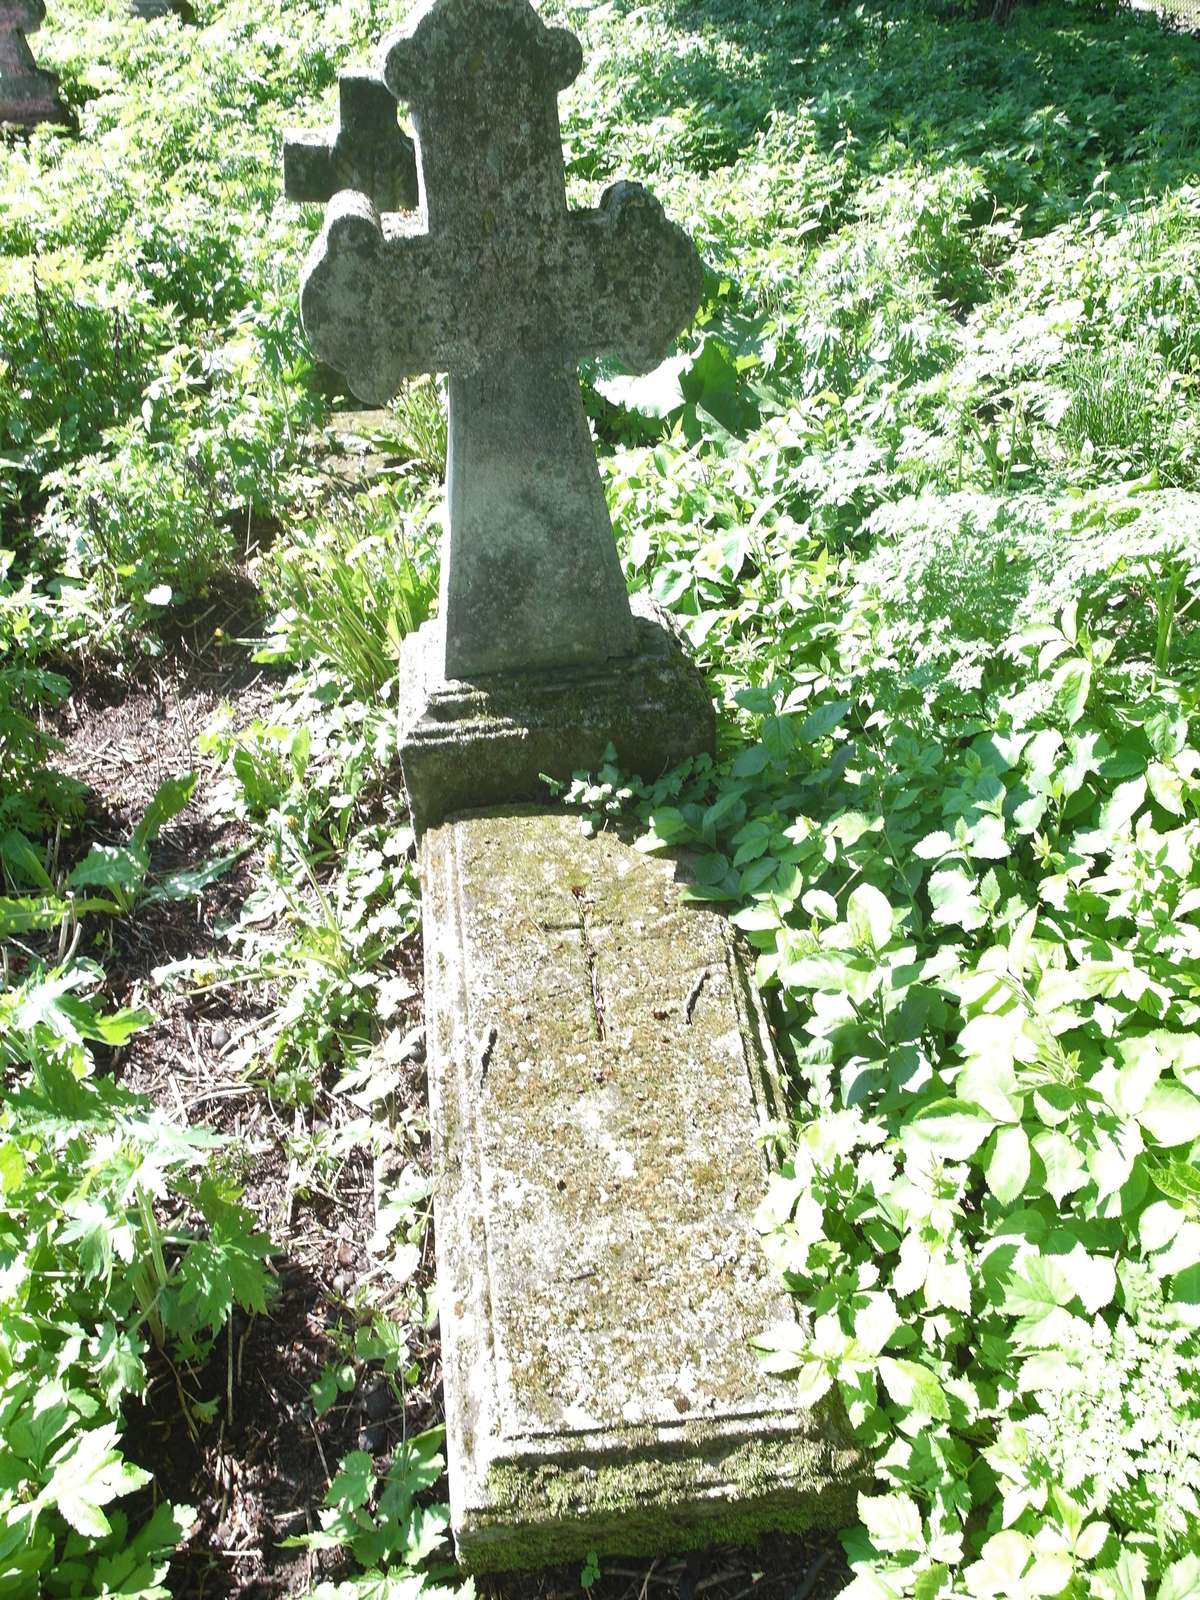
[0,74,60,126]
[398,596,714,834]
[422,809,866,1573]
[0,59,64,128]
[1,0,67,128]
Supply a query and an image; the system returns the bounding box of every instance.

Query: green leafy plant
[0,961,274,1589]
[0,771,239,938]
[256,482,440,697]
[63,771,201,915]
[285,1427,453,1597]
[166,689,421,1102]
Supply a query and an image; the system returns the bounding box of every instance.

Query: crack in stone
[575,897,607,1042]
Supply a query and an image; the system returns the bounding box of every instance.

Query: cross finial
[0,0,66,127]
[284,72,418,215]
[295,0,703,681]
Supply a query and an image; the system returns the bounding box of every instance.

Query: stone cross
[284,72,417,216]
[298,0,702,680]
[0,0,65,128]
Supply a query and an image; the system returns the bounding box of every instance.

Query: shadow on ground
[581,0,1200,222]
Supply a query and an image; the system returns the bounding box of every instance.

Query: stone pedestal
[422,809,866,1572]
[397,596,714,834]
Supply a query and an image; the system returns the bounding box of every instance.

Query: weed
[257,485,440,696]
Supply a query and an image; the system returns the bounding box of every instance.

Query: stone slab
[422,808,866,1571]
[397,595,714,835]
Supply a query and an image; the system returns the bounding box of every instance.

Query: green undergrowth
[557,3,1200,1595]
[0,963,273,1592]
[567,472,1200,1597]
[4,0,1200,1592]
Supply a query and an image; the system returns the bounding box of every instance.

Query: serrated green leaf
[1150,1160,1200,1204]
[1002,1254,1074,1324]
[1031,1129,1088,1205]
[847,883,893,951]
[858,1490,922,1554]
[798,697,851,741]
[0,1140,26,1194]
[0,828,53,889]
[1158,1554,1200,1600]
[964,1529,1033,1598]
[928,867,987,931]
[326,1450,375,1513]
[1050,658,1090,728]
[131,773,198,851]
[1140,1081,1200,1146]
[1097,775,1146,836]
[0,893,73,933]
[67,844,148,894]
[903,1099,995,1161]
[41,1422,151,1539]
[876,1357,949,1421]
[985,1125,1030,1206]
[913,830,953,861]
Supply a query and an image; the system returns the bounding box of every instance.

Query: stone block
[422,808,867,1572]
[397,596,715,835]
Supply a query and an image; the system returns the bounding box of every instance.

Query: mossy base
[421,809,868,1574]
[397,595,714,834]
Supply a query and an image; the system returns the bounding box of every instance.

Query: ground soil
[42,631,851,1600]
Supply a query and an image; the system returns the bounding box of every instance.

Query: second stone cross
[291,0,713,828]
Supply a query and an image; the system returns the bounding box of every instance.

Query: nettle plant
[0,962,274,1590]
[284,1426,456,1599]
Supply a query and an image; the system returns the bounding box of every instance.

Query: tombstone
[285,72,418,216]
[0,0,66,128]
[291,0,864,1569]
[295,0,713,825]
[422,810,865,1569]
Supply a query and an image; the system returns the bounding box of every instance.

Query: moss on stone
[398,598,715,833]
[465,1427,863,1572]
[421,809,867,1577]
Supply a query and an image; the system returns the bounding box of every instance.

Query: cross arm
[562,181,704,375]
[300,181,703,406]
[283,71,418,215]
[299,193,452,404]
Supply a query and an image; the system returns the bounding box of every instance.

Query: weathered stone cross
[0,0,65,128]
[284,73,417,216]
[298,0,702,680]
